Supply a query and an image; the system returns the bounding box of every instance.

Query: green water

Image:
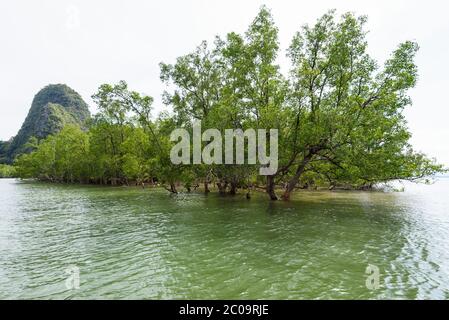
[0,178,448,299]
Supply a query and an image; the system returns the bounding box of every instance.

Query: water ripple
[0,179,449,299]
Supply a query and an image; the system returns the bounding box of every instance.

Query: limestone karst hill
[0,84,90,163]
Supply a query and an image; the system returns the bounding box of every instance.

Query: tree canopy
[14,7,445,200]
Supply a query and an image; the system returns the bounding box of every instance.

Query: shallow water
[0,178,448,299]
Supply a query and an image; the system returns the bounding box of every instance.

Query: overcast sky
[1,0,448,165]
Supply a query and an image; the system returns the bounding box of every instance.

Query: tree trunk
[229,181,237,195]
[204,181,210,194]
[281,153,314,201]
[266,175,278,200]
[170,182,178,194]
[217,181,227,195]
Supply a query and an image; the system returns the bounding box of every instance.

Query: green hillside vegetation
[0,140,11,163]
[1,84,90,163]
[13,8,446,199]
[34,102,81,137]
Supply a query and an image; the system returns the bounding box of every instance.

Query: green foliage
[15,125,89,182]
[0,164,16,178]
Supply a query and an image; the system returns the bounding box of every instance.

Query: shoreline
[3,177,414,196]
